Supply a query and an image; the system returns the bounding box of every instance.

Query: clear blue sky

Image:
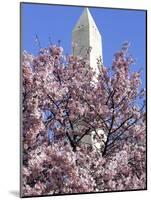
[21,3,146,87]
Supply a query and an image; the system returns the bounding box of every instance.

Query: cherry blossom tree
[21,43,146,197]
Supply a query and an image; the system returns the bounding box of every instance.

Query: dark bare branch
[76,128,91,143]
[109,115,133,135]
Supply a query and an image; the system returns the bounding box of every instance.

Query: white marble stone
[72,8,105,150]
[80,129,106,151]
[72,8,103,75]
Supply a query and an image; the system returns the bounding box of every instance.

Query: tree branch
[106,114,144,149]
[85,100,109,131]
[109,115,133,135]
[76,128,91,143]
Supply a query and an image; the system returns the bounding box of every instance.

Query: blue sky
[21,3,146,87]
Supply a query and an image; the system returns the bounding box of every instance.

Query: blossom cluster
[22,44,146,197]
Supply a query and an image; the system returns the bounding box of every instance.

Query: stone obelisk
[72,8,103,75]
[72,8,105,150]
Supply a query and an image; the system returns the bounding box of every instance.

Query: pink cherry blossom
[21,44,146,197]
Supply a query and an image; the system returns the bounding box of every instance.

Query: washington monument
[72,8,103,75]
[72,8,106,150]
